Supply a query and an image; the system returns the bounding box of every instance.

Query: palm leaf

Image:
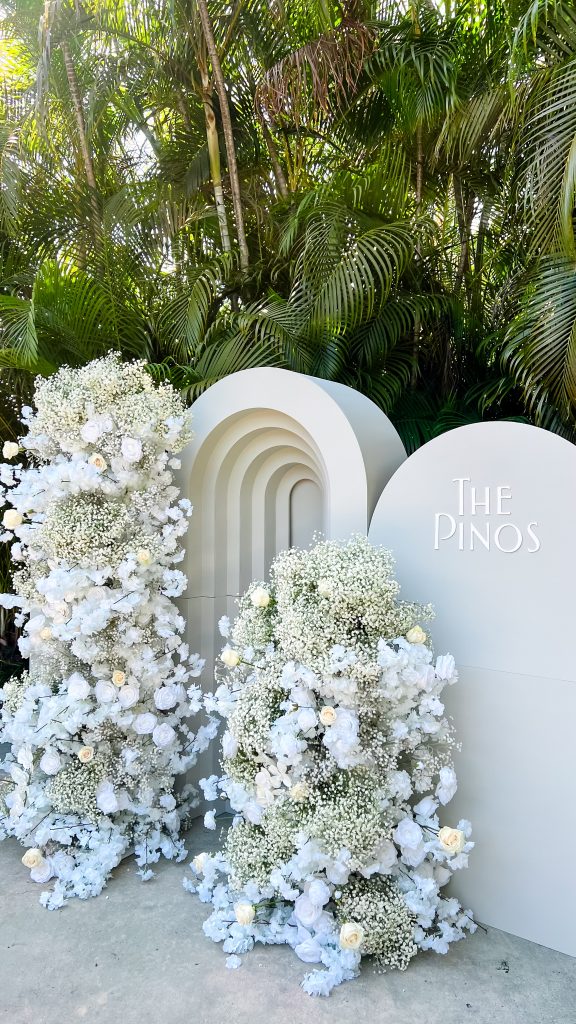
[503,255,576,420]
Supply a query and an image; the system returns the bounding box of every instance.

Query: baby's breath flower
[336,876,417,969]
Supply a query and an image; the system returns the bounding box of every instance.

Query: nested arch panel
[176,367,406,785]
[287,475,323,550]
[182,413,326,598]
[179,368,406,575]
[178,367,406,613]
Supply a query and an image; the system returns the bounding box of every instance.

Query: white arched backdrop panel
[176,368,406,779]
[177,368,575,960]
[369,422,576,958]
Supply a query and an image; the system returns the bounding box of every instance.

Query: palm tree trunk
[60,39,100,242]
[411,123,424,386]
[415,125,424,212]
[197,0,249,272]
[198,73,232,253]
[453,174,474,298]
[260,113,289,199]
[280,125,296,191]
[472,200,491,319]
[410,1,424,386]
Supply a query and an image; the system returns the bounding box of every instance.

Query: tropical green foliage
[1,0,576,448]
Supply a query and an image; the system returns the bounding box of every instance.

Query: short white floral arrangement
[188,536,475,995]
[0,354,217,908]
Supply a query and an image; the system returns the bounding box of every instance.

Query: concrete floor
[1,821,575,1024]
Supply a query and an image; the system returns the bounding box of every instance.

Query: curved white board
[369,422,576,956]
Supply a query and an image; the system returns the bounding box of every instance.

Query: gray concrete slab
[1,820,574,1024]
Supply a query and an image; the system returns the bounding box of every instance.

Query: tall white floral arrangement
[189,536,475,995]
[0,354,216,908]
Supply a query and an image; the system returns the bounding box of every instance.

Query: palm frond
[503,254,576,420]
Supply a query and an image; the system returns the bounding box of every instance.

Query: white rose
[375,838,398,870]
[152,722,176,748]
[294,938,323,963]
[118,684,139,709]
[22,847,45,869]
[297,708,317,732]
[290,781,309,803]
[318,578,333,598]
[401,843,426,868]
[31,860,53,884]
[39,626,52,641]
[121,436,142,463]
[250,586,271,608]
[40,750,62,776]
[78,745,94,764]
[307,879,331,907]
[339,922,365,950]
[234,902,255,926]
[2,509,23,529]
[96,781,118,815]
[80,419,103,443]
[136,548,152,566]
[192,852,209,874]
[438,826,466,855]
[112,669,126,687]
[294,893,323,929]
[319,705,337,727]
[3,441,20,460]
[67,673,90,700]
[133,712,157,734]
[406,625,427,645]
[394,818,424,850]
[220,647,240,668]
[154,686,178,711]
[95,680,116,704]
[88,453,107,472]
[329,708,357,741]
